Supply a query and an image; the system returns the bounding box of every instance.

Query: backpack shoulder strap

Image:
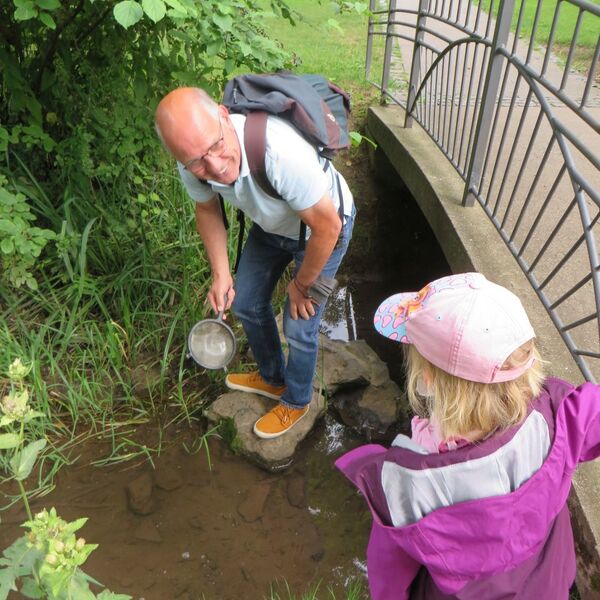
[244,112,310,249]
[243,111,283,201]
[242,111,344,252]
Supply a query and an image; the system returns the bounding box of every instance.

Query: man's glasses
[183,116,226,173]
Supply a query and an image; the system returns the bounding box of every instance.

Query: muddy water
[1,419,373,600]
[1,175,451,599]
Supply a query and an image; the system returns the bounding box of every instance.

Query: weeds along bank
[0,2,373,596]
[0,1,369,464]
[1,0,295,467]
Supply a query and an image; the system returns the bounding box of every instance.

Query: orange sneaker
[225,371,286,400]
[253,403,310,439]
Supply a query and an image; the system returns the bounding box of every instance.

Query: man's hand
[287,278,318,320]
[288,192,341,320]
[208,275,235,318]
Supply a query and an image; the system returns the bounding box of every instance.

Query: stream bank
[1,149,451,599]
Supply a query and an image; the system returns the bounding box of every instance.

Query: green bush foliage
[0,0,292,197]
[0,0,294,291]
[0,175,56,289]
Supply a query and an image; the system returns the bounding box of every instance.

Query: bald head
[156,87,242,184]
[155,87,220,160]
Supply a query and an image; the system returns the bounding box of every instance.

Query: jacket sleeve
[561,382,600,466]
[366,523,421,600]
[336,446,422,599]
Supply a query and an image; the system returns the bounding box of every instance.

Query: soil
[0,142,451,600]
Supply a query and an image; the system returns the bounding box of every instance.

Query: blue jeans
[232,210,355,409]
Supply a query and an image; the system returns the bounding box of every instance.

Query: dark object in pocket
[309,275,338,305]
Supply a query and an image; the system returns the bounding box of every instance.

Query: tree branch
[75,5,112,46]
[33,0,85,96]
[0,4,24,61]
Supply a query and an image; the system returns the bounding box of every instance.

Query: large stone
[154,464,184,491]
[204,391,326,472]
[317,336,390,393]
[126,472,154,516]
[332,379,403,440]
[237,480,272,522]
[133,518,163,543]
[286,473,307,508]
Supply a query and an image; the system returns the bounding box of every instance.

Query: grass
[480,0,599,72]
[259,1,369,80]
[0,1,378,498]
[265,578,368,600]
[1,164,237,496]
[259,0,380,117]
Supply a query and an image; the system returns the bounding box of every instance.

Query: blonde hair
[405,340,545,440]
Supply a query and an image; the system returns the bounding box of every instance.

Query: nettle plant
[0,175,57,290]
[0,359,131,600]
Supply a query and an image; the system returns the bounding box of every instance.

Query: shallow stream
[1,172,451,599]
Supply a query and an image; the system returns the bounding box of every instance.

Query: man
[155,87,355,438]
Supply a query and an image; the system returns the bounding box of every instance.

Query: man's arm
[195,195,234,314]
[287,193,342,320]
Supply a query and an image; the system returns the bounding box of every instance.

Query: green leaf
[163,0,186,12]
[113,1,143,28]
[0,537,38,598]
[141,0,165,22]
[239,41,251,57]
[64,517,88,534]
[35,0,60,8]
[0,433,20,450]
[38,11,56,29]
[206,40,220,56]
[211,12,232,32]
[0,415,16,427]
[349,131,362,146]
[349,131,377,148]
[0,565,18,597]
[11,438,46,480]
[1,238,14,254]
[45,567,73,599]
[97,590,133,599]
[19,577,44,598]
[14,3,37,20]
[22,410,44,424]
[168,29,193,43]
[216,2,232,14]
[65,573,96,600]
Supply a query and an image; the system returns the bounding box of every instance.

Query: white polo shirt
[178,114,354,240]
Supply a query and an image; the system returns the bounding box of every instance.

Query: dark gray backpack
[220,72,352,271]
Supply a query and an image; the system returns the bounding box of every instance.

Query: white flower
[1,389,30,420]
[7,359,31,381]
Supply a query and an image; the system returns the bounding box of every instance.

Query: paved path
[375,0,600,380]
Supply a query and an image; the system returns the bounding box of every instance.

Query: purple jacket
[335,378,600,599]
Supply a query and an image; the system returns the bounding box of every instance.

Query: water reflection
[320,286,357,342]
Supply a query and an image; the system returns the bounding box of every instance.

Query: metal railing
[366,0,600,381]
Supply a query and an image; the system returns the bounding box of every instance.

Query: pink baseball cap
[373,273,536,384]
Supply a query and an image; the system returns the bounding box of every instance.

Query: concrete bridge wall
[367,103,600,599]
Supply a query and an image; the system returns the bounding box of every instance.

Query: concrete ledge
[367,103,600,599]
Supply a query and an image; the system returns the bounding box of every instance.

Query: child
[336,272,600,600]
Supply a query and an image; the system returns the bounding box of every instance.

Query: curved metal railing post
[461,0,515,207]
[364,0,600,381]
[365,0,377,81]
[405,0,430,128]
[381,0,398,103]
